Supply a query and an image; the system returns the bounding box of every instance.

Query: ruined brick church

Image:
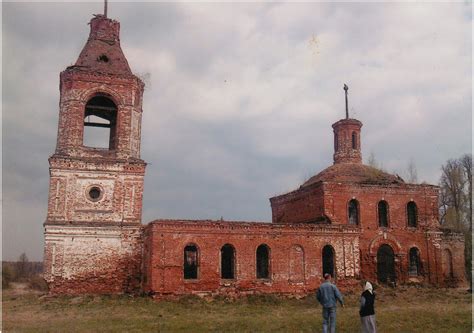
[43,14,466,296]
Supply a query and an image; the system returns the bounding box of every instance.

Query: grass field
[2,283,472,332]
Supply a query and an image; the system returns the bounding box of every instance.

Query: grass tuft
[2,284,471,332]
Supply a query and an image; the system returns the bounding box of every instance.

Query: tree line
[2,253,45,290]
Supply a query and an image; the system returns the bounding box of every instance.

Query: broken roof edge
[148,219,271,225]
[145,219,361,232]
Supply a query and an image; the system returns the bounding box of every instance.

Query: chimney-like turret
[332,118,362,164]
[332,84,362,164]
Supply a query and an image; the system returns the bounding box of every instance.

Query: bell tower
[332,84,363,164]
[44,13,146,294]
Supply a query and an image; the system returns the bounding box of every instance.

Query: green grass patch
[2,286,471,332]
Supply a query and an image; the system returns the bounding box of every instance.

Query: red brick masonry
[43,15,466,296]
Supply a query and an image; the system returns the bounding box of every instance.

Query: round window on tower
[86,185,104,202]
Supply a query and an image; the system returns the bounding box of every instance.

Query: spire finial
[343,84,349,119]
[104,0,108,18]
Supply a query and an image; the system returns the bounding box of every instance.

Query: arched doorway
[322,245,335,277]
[377,244,396,283]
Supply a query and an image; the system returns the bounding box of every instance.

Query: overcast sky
[2,2,472,261]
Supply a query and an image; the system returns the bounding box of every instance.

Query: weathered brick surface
[143,220,360,297]
[270,118,467,288]
[44,225,142,294]
[43,14,466,297]
[44,15,146,295]
[332,118,362,164]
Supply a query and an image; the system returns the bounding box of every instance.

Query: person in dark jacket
[359,281,377,333]
[316,273,344,333]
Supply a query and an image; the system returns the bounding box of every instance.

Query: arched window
[83,95,117,149]
[334,133,339,152]
[184,244,198,279]
[378,200,389,228]
[442,249,454,278]
[348,199,359,225]
[221,244,235,279]
[407,202,418,227]
[352,131,357,149]
[322,245,335,277]
[256,244,270,279]
[408,247,420,276]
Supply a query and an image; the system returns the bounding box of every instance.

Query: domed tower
[332,84,362,164]
[43,11,146,294]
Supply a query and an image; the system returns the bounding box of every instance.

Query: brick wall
[44,225,142,294]
[143,220,360,297]
[269,178,467,287]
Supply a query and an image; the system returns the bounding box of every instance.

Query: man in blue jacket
[316,273,344,333]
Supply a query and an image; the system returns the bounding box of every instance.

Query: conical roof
[74,15,132,75]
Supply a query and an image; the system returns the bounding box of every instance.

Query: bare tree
[16,253,30,280]
[439,158,467,231]
[439,154,472,287]
[406,158,418,184]
[460,154,472,232]
[367,151,378,168]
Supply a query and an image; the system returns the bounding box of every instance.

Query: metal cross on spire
[104,0,108,18]
[343,84,349,119]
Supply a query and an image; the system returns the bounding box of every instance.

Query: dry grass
[2,283,472,332]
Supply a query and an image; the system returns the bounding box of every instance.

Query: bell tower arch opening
[83,95,117,149]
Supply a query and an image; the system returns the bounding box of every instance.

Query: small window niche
[352,131,357,149]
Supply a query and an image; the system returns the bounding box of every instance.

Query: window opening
[409,247,420,276]
[83,95,117,149]
[97,54,109,63]
[348,199,359,225]
[221,244,235,279]
[256,244,270,279]
[184,245,198,279]
[407,202,418,227]
[87,186,102,202]
[352,132,357,149]
[378,201,389,227]
[322,245,335,277]
[334,133,339,152]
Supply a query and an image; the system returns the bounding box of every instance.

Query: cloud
[2,2,471,261]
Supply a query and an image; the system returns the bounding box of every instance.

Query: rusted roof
[301,163,405,187]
